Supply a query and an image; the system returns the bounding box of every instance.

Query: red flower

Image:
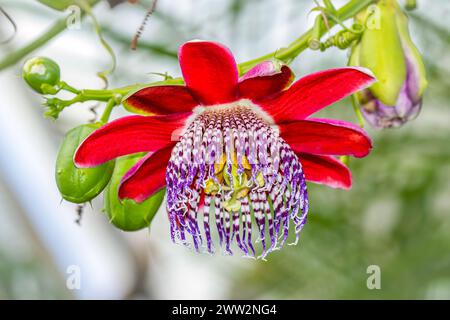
[74,40,375,259]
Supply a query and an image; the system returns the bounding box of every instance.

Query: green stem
[79,89,117,102]
[323,0,337,12]
[351,94,365,128]
[60,81,80,94]
[0,0,101,71]
[71,79,183,102]
[308,15,324,50]
[338,0,375,20]
[0,18,67,71]
[100,98,117,123]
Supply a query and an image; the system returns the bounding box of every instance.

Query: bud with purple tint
[349,0,428,129]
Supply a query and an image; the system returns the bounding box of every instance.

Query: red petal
[74,113,189,167]
[124,85,199,116]
[279,118,372,158]
[240,61,280,80]
[179,40,238,105]
[119,144,173,203]
[261,67,376,122]
[238,63,294,100]
[298,153,352,189]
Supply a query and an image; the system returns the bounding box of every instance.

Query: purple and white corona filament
[166,102,308,258]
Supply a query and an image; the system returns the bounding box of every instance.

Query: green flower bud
[104,154,165,231]
[349,0,428,128]
[23,57,61,94]
[55,124,115,203]
[357,1,407,106]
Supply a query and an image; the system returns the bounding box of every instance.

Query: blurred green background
[0,0,449,299]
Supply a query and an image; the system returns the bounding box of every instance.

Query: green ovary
[204,153,264,212]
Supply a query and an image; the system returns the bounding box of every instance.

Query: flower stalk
[99,97,120,123]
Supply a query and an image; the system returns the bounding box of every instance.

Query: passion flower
[74,40,375,258]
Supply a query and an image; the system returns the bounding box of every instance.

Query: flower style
[74,40,375,259]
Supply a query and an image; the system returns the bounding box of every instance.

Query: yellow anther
[214,153,227,174]
[242,155,252,170]
[236,187,249,199]
[204,178,219,195]
[256,172,265,187]
[231,152,251,170]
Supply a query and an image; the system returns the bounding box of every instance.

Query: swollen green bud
[56,124,114,203]
[23,57,60,94]
[349,0,428,128]
[104,154,165,231]
[357,0,406,106]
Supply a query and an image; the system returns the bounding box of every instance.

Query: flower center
[166,102,308,259]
